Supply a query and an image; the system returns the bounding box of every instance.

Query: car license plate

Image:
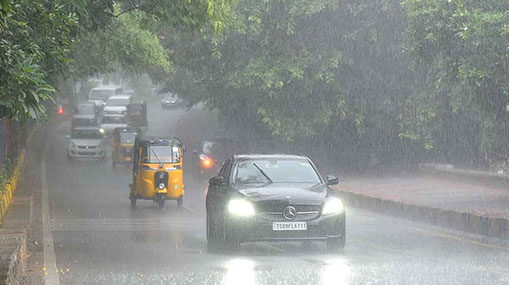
[272,222,307,231]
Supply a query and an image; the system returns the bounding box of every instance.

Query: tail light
[57,105,65,116]
[199,154,213,168]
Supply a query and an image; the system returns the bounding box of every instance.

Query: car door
[207,158,232,221]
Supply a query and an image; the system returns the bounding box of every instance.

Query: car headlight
[322,197,345,215]
[69,142,77,149]
[158,183,165,189]
[228,199,255,217]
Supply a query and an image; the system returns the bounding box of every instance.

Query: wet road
[41,101,509,284]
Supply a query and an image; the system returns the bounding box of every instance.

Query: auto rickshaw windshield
[141,145,181,163]
[120,132,136,143]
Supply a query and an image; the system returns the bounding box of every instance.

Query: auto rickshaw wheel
[158,198,165,209]
[130,197,137,209]
[177,196,183,206]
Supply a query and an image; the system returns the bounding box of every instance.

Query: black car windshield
[201,141,226,158]
[141,145,181,163]
[233,158,321,184]
[119,132,136,143]
[90,89,114,100]
[106,97,129,106]
[101,116,126,124]
[77,105,94,115]
[71,129,103,139]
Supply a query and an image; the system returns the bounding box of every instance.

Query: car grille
[77,145,97,149]
[256,204,321,222]
[77,151,97,155]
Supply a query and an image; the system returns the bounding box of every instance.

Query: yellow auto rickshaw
[112,127,139,166]
[129,137,185,209]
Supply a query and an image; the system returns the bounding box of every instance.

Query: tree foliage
[0,0,235,120]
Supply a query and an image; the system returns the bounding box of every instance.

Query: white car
[88,85,123,108]
[67,127,107,160]
[103,95,132,115]
[100,114,128,134]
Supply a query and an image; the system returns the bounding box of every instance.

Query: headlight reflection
[321,258,350,285]
[222,259,256,285]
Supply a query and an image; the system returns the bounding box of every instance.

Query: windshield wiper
[252,163,273,183]
[150,148,162,165]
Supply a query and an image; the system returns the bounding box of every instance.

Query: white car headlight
[69,141,77,149]
[322,197,345,215]
[228,199,255,217]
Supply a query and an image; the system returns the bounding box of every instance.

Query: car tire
[206,213,223,251]
[327,232,346,253]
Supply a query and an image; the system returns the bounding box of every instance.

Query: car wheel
[177,196,183,206]
[327,232,345,253]
[206,213,223,251]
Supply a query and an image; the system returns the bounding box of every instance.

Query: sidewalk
[332,174,509,237]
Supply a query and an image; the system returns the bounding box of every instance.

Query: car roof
[102,113,125,117]
[77,102,95,106]
[234,154,309,160]
[72,114,95,119]
[107,95,131,100]
[91,85,121,91]
[71,126,102,131]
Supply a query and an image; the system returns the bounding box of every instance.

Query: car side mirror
[209,176,224,186]
[65,134,71,139]
[326,175,340,185]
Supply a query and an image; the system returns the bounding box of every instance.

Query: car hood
[101,123,127,130]
[233,183,328,204]
[74,114,95,119]
[70,139,102,147]
[104,106,126,111]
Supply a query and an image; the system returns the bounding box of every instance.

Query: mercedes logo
[282,206,297,220]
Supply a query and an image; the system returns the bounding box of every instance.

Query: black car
[206,154,345,252]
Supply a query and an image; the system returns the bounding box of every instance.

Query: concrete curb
[0,228,27,284]
[334,188,509,238]
[421,166,509,189]
[0,150,25,225]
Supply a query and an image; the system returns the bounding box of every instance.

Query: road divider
[333,186,509,238]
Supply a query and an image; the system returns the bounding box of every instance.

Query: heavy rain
[0,0,508,284]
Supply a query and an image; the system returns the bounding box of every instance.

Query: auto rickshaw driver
[130,137,185,209]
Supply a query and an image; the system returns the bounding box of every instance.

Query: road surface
[35,101,509,284]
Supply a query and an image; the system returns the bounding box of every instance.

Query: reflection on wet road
[42,101,509,284]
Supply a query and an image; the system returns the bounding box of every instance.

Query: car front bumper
[68,148,106,159]
[224,212,345,242]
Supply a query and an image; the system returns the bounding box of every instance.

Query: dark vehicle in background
[127,101,148,129]
[206,154,345,252]
[74,102,98,117]
[71,103,99,128]
[67,127,107,161]
[111,127,139,166]
[192,138,236,180]
[71,114,98,128]
[160,93,184,109]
